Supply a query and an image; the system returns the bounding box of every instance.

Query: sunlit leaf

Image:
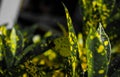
[43,49,56,60]
[78,33,87,72]
[0,26,7,35]
[63,4,79,77]
[10,28,17,56]
[44,31,52,38]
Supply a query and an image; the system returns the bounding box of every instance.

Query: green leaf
[86,23,111,77]
[4,47,14,68]
[10,28,17,56]
[15,30,24,55]
[0,36,3,61]
[0,26,7,36]
[0,26,14,68]
[52,23,71,57]
[57,23,67,36]
[63,4,79,77]
[14,44,35,65]
[97,23,111,61]
[2,37,14,68]
[53,36,71,57]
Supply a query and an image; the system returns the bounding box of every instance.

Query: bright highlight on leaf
[32,35,41,44]
[104,41,109,46]
[98,69,105,74]
[44,49,56,60]
[97,45,104,53]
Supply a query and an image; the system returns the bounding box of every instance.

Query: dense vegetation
[0,0,120,77]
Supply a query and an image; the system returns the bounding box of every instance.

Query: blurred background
[17,0,81,33]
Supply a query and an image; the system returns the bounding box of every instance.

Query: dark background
[17,0,82,34]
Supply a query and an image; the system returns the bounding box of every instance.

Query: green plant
[63,4,120,77]
[50,4,112,77]
[86,23,111,77]
[0,1,120,77]
[62,5,112,77]
[0,26,50,77]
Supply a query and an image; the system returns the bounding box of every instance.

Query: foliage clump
[0,0,120,77]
